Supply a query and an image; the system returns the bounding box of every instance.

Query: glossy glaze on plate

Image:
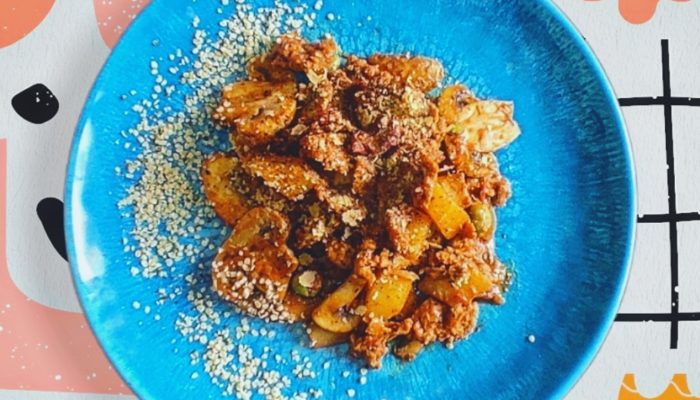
[64,0,636,399]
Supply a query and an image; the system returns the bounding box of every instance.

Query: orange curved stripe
[0,140,130,394]
[618,374,700,399]
[0,0,56,49]
[93,0,151,49]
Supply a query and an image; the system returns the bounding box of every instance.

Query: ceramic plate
[65,0,636,399]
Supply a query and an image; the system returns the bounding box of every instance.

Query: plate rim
[63,0,638,398]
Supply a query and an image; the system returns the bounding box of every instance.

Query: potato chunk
[201,153,249,226]
[244,155,323,200]
[437,174,471,209]
[418,269,497,307]
[423,182,470,239]
[437,84,477,128]
[212,209,299,319]
[214,80,296,146]
[367,54,444,92]
[365,271,417,319]
[226,207,290,248]
[312,275,366,333]
[308,323,350,348]
[386,206,434,263]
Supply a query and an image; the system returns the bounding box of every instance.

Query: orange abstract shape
[93,0,151,49]
[0,140,130,394]
[585,0,691,25]
[619,0,690,24]
[619,374,700,400]
[0,0,56,49]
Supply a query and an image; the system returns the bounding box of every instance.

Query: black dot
[11,83,59,124]
[36,197,67,261]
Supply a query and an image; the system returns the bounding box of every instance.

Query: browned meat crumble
[202,33,521,368]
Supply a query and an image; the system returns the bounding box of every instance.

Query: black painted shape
[36,197,67,261]
[660,39,680,350]
[638,212,700,223]
[11,83,59,124]
[616,40,684,350]
[616,312,700,322]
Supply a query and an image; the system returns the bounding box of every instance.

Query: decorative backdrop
[0,0,698,399]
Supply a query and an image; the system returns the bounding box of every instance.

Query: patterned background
[0,0,698,399]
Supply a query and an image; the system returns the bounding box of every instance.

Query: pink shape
[0,140,130,394]
[93,0,151,49]
[0,0,56,49]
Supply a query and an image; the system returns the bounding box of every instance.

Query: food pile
[201,33,520,368]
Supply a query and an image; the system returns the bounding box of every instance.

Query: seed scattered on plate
[117,1,337,398]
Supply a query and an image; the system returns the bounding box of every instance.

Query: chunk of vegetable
[312,275,366,333]
[291,270,323,298]
[367,54,444,92]
[394,339,424,361]
[437,174,471,208]
[228,207,289,248]
[418,269,496,307]
[437,84,476,128]
[423,182,470,239]
[365,272,417,319]
[201,153,249,226]
[284,292,319,321]
[386,206,434,262]
[213,236,298,303]
[308,323,350,348]
[212,208,298,303]
[214,80,296,146]
[244,155,323,200]
[467,202,495,241]
[451,100,520,153]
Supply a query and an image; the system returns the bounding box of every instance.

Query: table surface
[0,1,698,399]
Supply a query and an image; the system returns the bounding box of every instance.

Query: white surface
[555,1,700,398]
[0,0,108,313]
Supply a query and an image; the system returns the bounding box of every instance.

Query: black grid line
[638,212,700,223]
[615,39,700,349]
[617,312,700,322]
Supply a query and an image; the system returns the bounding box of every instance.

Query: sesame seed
[347,389,356,397]
[118,2,328,397]
[527,335,536,343]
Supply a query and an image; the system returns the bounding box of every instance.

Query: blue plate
[65,0,635,399]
